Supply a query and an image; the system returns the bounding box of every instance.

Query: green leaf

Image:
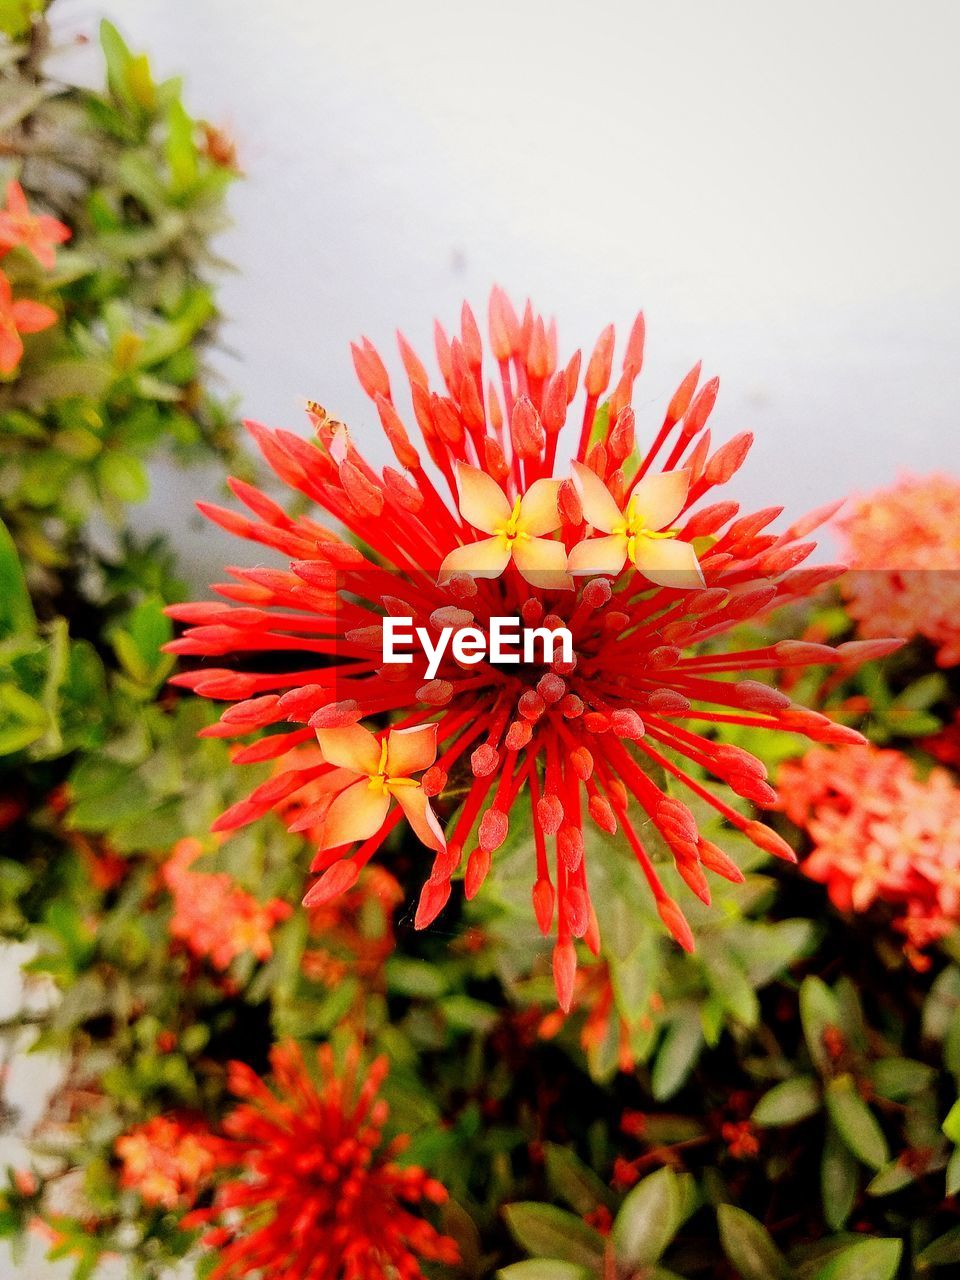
[917,1224,960,1268]
[496,1265,591,1280]
[942,1099,960,1144]
[100,19,135,108]
[800,976,841,1075]
[716,1205,791,1280]
[166,99,199,195]
[869,1057,936,1101]
[385,957,448,999]
[612,1167,680,1266]
[544,1144,615,1215]
[811,1237,901,1280]
[97,451,150,503]
[0,683,48,755]
[825,1076,890,1170]
[503,1204,605,1268]
[0,517,35,637]
[109,596,172,686]
[652,1009,703,1100]
[752,1077,822,1127]
[821,1123,858,1231]
[947,1146,960,1197]
[866,1160,916,1197]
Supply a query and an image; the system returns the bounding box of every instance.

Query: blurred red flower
[161,837,292,970]
[779,744,960,966]
[838,472,960,667]
[116,1114,227,1210]
[183,1040,458,1280]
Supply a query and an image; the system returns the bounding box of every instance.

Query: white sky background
[52,0,960,585]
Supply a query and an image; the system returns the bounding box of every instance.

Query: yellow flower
[568,462,704,588]
[439,462,571,589]
[315,722,445,853]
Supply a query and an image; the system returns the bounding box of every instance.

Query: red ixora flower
[161,837,292,971]
[115,1114,227,1211]
[837,472,960,667]
[167,290,900,1008]
[779,743,960,968]
[182,1041,458,1280]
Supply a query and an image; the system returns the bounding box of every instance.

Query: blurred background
[53,0,960,585]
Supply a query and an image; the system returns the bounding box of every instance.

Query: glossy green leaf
[717,1205,791,1280]
[503,1205,605,1268]
[652,1009,703,1100]
[825,1076,889,1170]
[917,1224,960,1268]
[800,976,841,1075]
[496,1264,591,1280]
[753,1077,822,1127]
[821,1123,858,1231]
[544,1144,615,1215]
[811,1237,901,1280]
[612,1167,680,1266]
[0,517,35,636]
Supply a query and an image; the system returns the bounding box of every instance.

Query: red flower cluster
[168,291,897,1008]
[183,1041,458,1280]
[838,472,960,666]
[779,744,960,965]
[0,180,67,374]
[161,837,292,970]
[115,1114,227,1210]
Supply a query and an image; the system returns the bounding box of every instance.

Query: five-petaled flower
[0,180,70,270]
[569,461,703,586]
[0,271,57,375]
[440,462,570,588]
[306,723,445,901]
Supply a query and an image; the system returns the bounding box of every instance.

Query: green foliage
[0,10,244,593]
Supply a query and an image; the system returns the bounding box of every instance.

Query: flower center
[367,738,419,795]
[612,496,679,562]
[493,496,530,548]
